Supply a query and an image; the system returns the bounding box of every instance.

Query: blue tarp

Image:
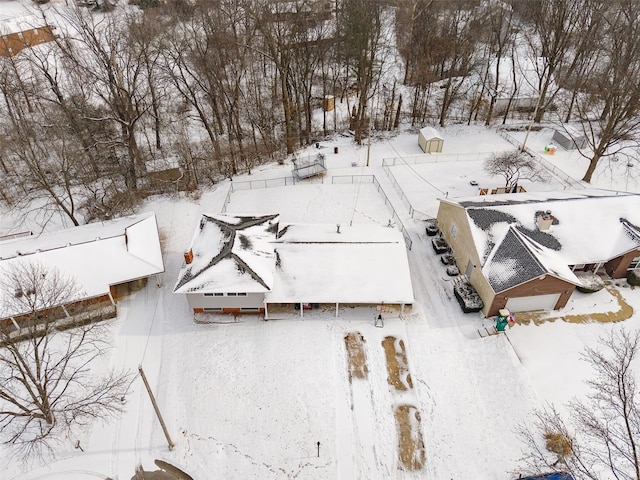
[520,473,575,480]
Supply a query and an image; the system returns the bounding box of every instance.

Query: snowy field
[3,126,640,480]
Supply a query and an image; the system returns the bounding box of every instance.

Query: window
[214,293,224,296]
[450,224,458,238]
[227,292,237,296]
[204,293,213,297]
[203,307,222,312]
[240,307,257,311]
[238,293,247,296]
[629,256,640,270]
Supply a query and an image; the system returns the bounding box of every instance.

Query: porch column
[10,317,20,331]
[108,290,116,306]
[300,303,304,318]
[264,302,269,320]
[335,303,339,318]
[401,303,405,315]
[62,304,70,318]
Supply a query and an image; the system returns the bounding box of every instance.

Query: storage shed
[551,125,588,150]
[418,127,444,153]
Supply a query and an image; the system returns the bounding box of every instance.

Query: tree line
[1,0,639,228]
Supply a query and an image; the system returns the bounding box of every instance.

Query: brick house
[436,190,640,316]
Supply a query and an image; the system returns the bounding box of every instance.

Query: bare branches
[518,329,640,480]
[484,150,537,187]
[0,263,131,460]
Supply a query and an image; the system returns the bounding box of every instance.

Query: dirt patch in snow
[514,287,633,325]
[344,332,368,381]
[382,336,413,391]
[131,460,194,480]
[394,405,426,471]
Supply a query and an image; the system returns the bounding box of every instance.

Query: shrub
[441,254,455,265]
[432,237,449,254]
[544,431,572,457]
[575,272,605,293]
[425,219,439,236]
[446,266,459,276]
[453,279,484,313]
[628,269,640,287]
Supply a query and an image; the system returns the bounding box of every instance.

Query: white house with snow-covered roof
[436,190,640,317]
[174,214,415,318]
[0,213,165,334]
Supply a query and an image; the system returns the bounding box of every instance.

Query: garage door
[506,293,561,312]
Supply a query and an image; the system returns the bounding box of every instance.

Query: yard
[3,126,640,480]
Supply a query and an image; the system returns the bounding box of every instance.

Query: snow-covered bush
[432,237,449,254]
[446,266,459,276]
[628,269,640,287]
[425,219,439,236]
[453,279,484,313]
[441,254,455,265]
[575,272,605,293]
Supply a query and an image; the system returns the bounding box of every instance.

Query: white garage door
[506,293,561,312]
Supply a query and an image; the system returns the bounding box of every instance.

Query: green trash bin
[496,308,513,332]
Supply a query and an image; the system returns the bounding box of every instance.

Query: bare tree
[517,329,640,480]
[338,0,387,144]
[484,150,536,187]
[398,0,481,127]
[481,0,517,125]
[55,6,150,190]
[0,262,130,459]
[574,0,640,183]
[520,0,587,123]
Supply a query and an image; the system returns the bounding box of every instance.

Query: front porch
[1,297,117,343]
[264,302,410,320]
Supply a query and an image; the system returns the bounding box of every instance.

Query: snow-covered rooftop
[0,0,48,34]
[174,216,415,304]
[419,126,443,140]
[0,213,165,316]
[174,214,280,294]
[444,190,640,291]
[267,223,415,304]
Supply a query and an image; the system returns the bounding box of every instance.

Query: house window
[203,307,222,312]
[450,224,458,238]
[629,256,640,270]
[240,307,257,311]
[238,293,247,296]
[227,292,237,296]
[204,293,213,296]
[214,293,224,296]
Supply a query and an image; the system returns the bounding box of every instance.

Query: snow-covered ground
[3,126,640,480]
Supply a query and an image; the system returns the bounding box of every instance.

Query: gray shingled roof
[484,228,546,292]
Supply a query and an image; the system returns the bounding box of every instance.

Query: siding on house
[186,292,265,311]
[0,26,56,57]
[605,247,640,278]
[436,201,485,277]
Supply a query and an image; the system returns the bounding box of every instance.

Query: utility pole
[139,365,175,450]
[520,92,544,153]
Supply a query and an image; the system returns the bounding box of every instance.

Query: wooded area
[1,0,639,226]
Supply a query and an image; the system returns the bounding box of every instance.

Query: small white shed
[418,127,444,153]
[551,125,588,150]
